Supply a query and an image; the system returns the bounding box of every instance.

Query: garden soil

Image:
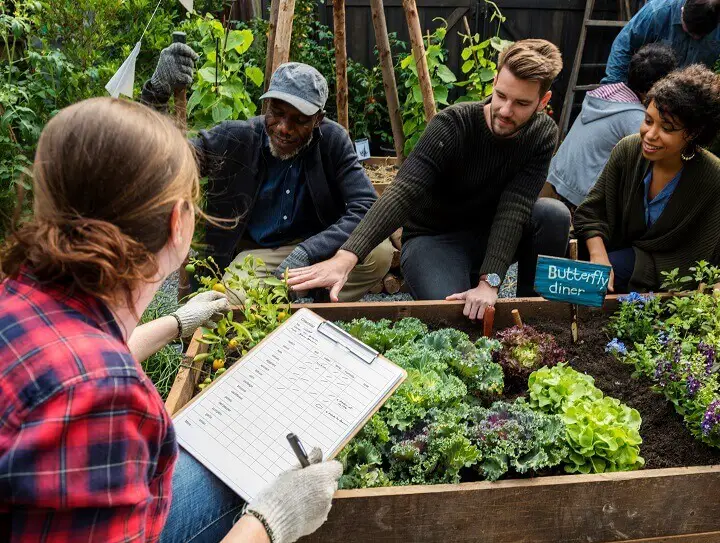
[428,312,720,470]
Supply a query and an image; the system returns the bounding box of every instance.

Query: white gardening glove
[246,448,343,543]
[172,291,230,338]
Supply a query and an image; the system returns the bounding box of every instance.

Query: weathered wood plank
[164,329,207,416]
[302,466,720,543]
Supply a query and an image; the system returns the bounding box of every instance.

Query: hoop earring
[681,145,696,162]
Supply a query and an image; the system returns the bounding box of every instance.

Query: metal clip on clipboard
[316,321,379,365]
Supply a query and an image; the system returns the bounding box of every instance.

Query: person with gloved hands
[142,42,393,302]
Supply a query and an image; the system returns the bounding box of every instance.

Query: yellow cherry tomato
[212,358,225,370]
[227,338,239,350]
[212,283,227,294]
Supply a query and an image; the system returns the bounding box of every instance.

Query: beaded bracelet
[245,509,275,543]
[170,313,183,339]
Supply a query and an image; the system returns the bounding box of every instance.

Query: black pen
[286,433,310,468]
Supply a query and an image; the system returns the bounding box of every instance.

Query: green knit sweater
[574,134,720,291]
[341,102,557,280]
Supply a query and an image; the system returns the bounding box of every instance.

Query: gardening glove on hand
[150,42,199,95]
[246,447,342,543]
[275,247,311,279]
[171,291,230,338]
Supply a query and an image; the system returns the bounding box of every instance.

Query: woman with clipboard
[0,97,341,543]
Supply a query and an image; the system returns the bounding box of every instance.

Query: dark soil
[510,312,719,469]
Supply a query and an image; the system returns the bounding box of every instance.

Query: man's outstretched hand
[286,250,359,302]
[446,281,498,321]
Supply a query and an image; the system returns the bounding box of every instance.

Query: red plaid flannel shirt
[0,271,178,542]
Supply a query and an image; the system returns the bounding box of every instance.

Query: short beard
[268,134,313,160]
[489,102,536,138]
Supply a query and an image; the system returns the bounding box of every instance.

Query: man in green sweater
[287,39,571,320]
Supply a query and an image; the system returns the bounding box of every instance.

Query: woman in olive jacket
[574,65,720,292]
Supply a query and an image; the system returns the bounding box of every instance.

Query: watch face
[486,273,501,287]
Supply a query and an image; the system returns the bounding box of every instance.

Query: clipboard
[173,308,407,502]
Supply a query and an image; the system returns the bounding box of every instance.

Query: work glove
[275,246,311,279]
[150,42,199,95]
[171,291,230,338]
[246,447,343,543]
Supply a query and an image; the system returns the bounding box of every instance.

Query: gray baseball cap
[260,62,329,116]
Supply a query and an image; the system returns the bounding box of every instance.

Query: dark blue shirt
[643,166,682,227]
[246,134,323,247]
[603,0,720,84]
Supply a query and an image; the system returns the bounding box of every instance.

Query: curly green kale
[422,329,504,398]
[337,439,391,489]
[388,411,479,485]
[494,325,566,382]
[467,398,567,481]
[338,317,428,353]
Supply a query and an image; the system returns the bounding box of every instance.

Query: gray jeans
[400,198,571,299]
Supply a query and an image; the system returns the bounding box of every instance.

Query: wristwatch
[481,273,501,288]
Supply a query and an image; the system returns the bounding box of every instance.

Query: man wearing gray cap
[142,45,392,301]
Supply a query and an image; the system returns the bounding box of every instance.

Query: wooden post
[370,0,405,161]
[482,306,495,338]
[569,239,579,343]
[511,309,523,327]
[402,0,436,122]
[333,0,349,131]
[264,0,281,94]
[173,31,192,302]
[271,0,296,76]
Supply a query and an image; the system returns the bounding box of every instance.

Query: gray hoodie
[548,89,645,206]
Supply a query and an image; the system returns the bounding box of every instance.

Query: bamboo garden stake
[371,0,405,161]
[402,0,436,122]
[333,0,349,131]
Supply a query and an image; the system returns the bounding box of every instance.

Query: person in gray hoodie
[547,43,677,207]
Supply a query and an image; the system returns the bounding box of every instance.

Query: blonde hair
[1,97,200,310]
[497,39,563,96]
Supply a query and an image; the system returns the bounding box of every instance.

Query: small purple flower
[605,338,628,356]
[698,342,716,375]
[686,375,701,397]
[701,400,720,436]
[654,358,678,386]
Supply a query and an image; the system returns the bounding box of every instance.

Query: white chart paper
[174,309,405,502]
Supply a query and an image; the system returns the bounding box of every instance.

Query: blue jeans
[608,247,636,293]
[160,449,245,543]
[400,198,572,298]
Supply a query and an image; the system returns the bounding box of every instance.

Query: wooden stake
[370,0,405,161]
[402,0,436,122]
[511,309,523,327]
[271,0,296,76]
[462,15,471,36]
[264,0,281,97]
[569,239,579,343]
[333,0,349,131]
[173,31,192,302]
[483,306,496,338]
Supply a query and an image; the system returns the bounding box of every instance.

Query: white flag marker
[179,0,193,12]
[105,41,142,98]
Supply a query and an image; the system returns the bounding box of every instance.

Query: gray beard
[268,134,313,160]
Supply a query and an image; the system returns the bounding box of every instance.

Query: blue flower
[605,338,628,355]
[618,292,654,305]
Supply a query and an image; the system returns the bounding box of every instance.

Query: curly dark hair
[627,43,676,97]
[645,64,720,147]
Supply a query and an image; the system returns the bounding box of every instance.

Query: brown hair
[497,39,563,96]
[1,97,200,310]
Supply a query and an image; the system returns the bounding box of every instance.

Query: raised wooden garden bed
[167,297,720,543]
